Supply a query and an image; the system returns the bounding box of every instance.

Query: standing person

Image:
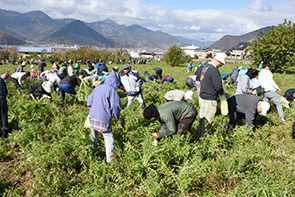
[119,64,145,108]
[187,60,194,73]
[10,71,30,88]
[37,58,46,79]
[235,68,258,95]
[16,61,27,72]
[258,62,288,124]
[87,71,121,164]
[160,75,174,84]
[227,94,270,131]
[194,61,206,94]
[30,65,37,81]
[0,76,9,139]
[58,76,81,104]
[198,53,227,139]
[143,102,197,140]
[258,61,264,71]
[154,67,162,79]
[164,90,193,102]
[28,81,54,101]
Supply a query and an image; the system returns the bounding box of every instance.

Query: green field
[0,60,295,196]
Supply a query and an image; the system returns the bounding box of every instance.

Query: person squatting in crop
[226,94,270,132]
[87,71,121,164]
[28,81,54,102]
[143,101,197,141]
[58,75,81,104]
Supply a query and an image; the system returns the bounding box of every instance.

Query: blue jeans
[59,83,76,99]
[91,127,114,163]
[145,77,153,83]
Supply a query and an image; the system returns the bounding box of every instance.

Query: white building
[181,45,199,58]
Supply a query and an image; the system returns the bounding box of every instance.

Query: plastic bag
[220,95,228,116]
[84,114,91,128]
[280,96,290,109]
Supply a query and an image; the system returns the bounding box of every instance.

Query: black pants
[228,97,245,125]
[0,102,9,132]
[11,78,20,88]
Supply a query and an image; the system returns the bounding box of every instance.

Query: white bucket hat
[42,81,54,94]
[185,90,194,100]
[214,53,227,65]
[260,101,270,116]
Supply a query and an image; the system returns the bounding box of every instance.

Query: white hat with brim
[260,101,270,116]
[185,90,194,100]
[214,53,227,65]
[42,81,54,94]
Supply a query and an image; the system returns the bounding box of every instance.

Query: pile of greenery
[0,59,295,196]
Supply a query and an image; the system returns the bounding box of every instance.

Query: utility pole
[200,38,204,59]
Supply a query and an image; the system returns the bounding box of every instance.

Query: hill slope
[209,26,272,50]
[42,20,114,47]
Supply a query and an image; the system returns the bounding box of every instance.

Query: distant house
[228,42,251,60]
[181,45,199,58]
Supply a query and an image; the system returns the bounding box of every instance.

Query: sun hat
[260,101,270,116]
[30,65,35,69]
[123,64,131,69]
[42,81,54,94]
[22,61,27,66]
[184,90,193,100]
[214,53,227,65]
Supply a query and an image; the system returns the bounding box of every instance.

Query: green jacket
[157,101,196,137]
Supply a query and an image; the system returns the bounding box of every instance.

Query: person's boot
[2,130,8,139]
[61,98,64,104]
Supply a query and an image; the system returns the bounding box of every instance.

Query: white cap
[259,101,270,116]
[214,53,227,65]
[184,90,193,100]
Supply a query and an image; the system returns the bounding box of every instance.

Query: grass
[0,60,295,196]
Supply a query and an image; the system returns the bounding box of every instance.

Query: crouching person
[143,101,197,141]
[28,81,54,101]
[227,94,270,132]
[58,76,81,104]
[87,72,121,164]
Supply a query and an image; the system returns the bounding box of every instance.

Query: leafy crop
[0,60,295,196]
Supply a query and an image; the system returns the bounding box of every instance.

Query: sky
[0,0,294,42]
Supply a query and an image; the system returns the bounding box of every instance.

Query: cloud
[0,0,295,41]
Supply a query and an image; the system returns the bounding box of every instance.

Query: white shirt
[258,69,278,92]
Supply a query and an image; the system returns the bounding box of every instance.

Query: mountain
[174,36,215,47]
[0,9,60,40]
[208,26,272,50]
[42,20,114,47]
[0,32,26,45]
[87,20,183,48]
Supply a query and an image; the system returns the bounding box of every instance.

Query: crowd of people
[0,55,294,164]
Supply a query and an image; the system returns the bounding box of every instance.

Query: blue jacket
[97,64,108,76]
[87,72,121,123]
[119,70,143,96]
